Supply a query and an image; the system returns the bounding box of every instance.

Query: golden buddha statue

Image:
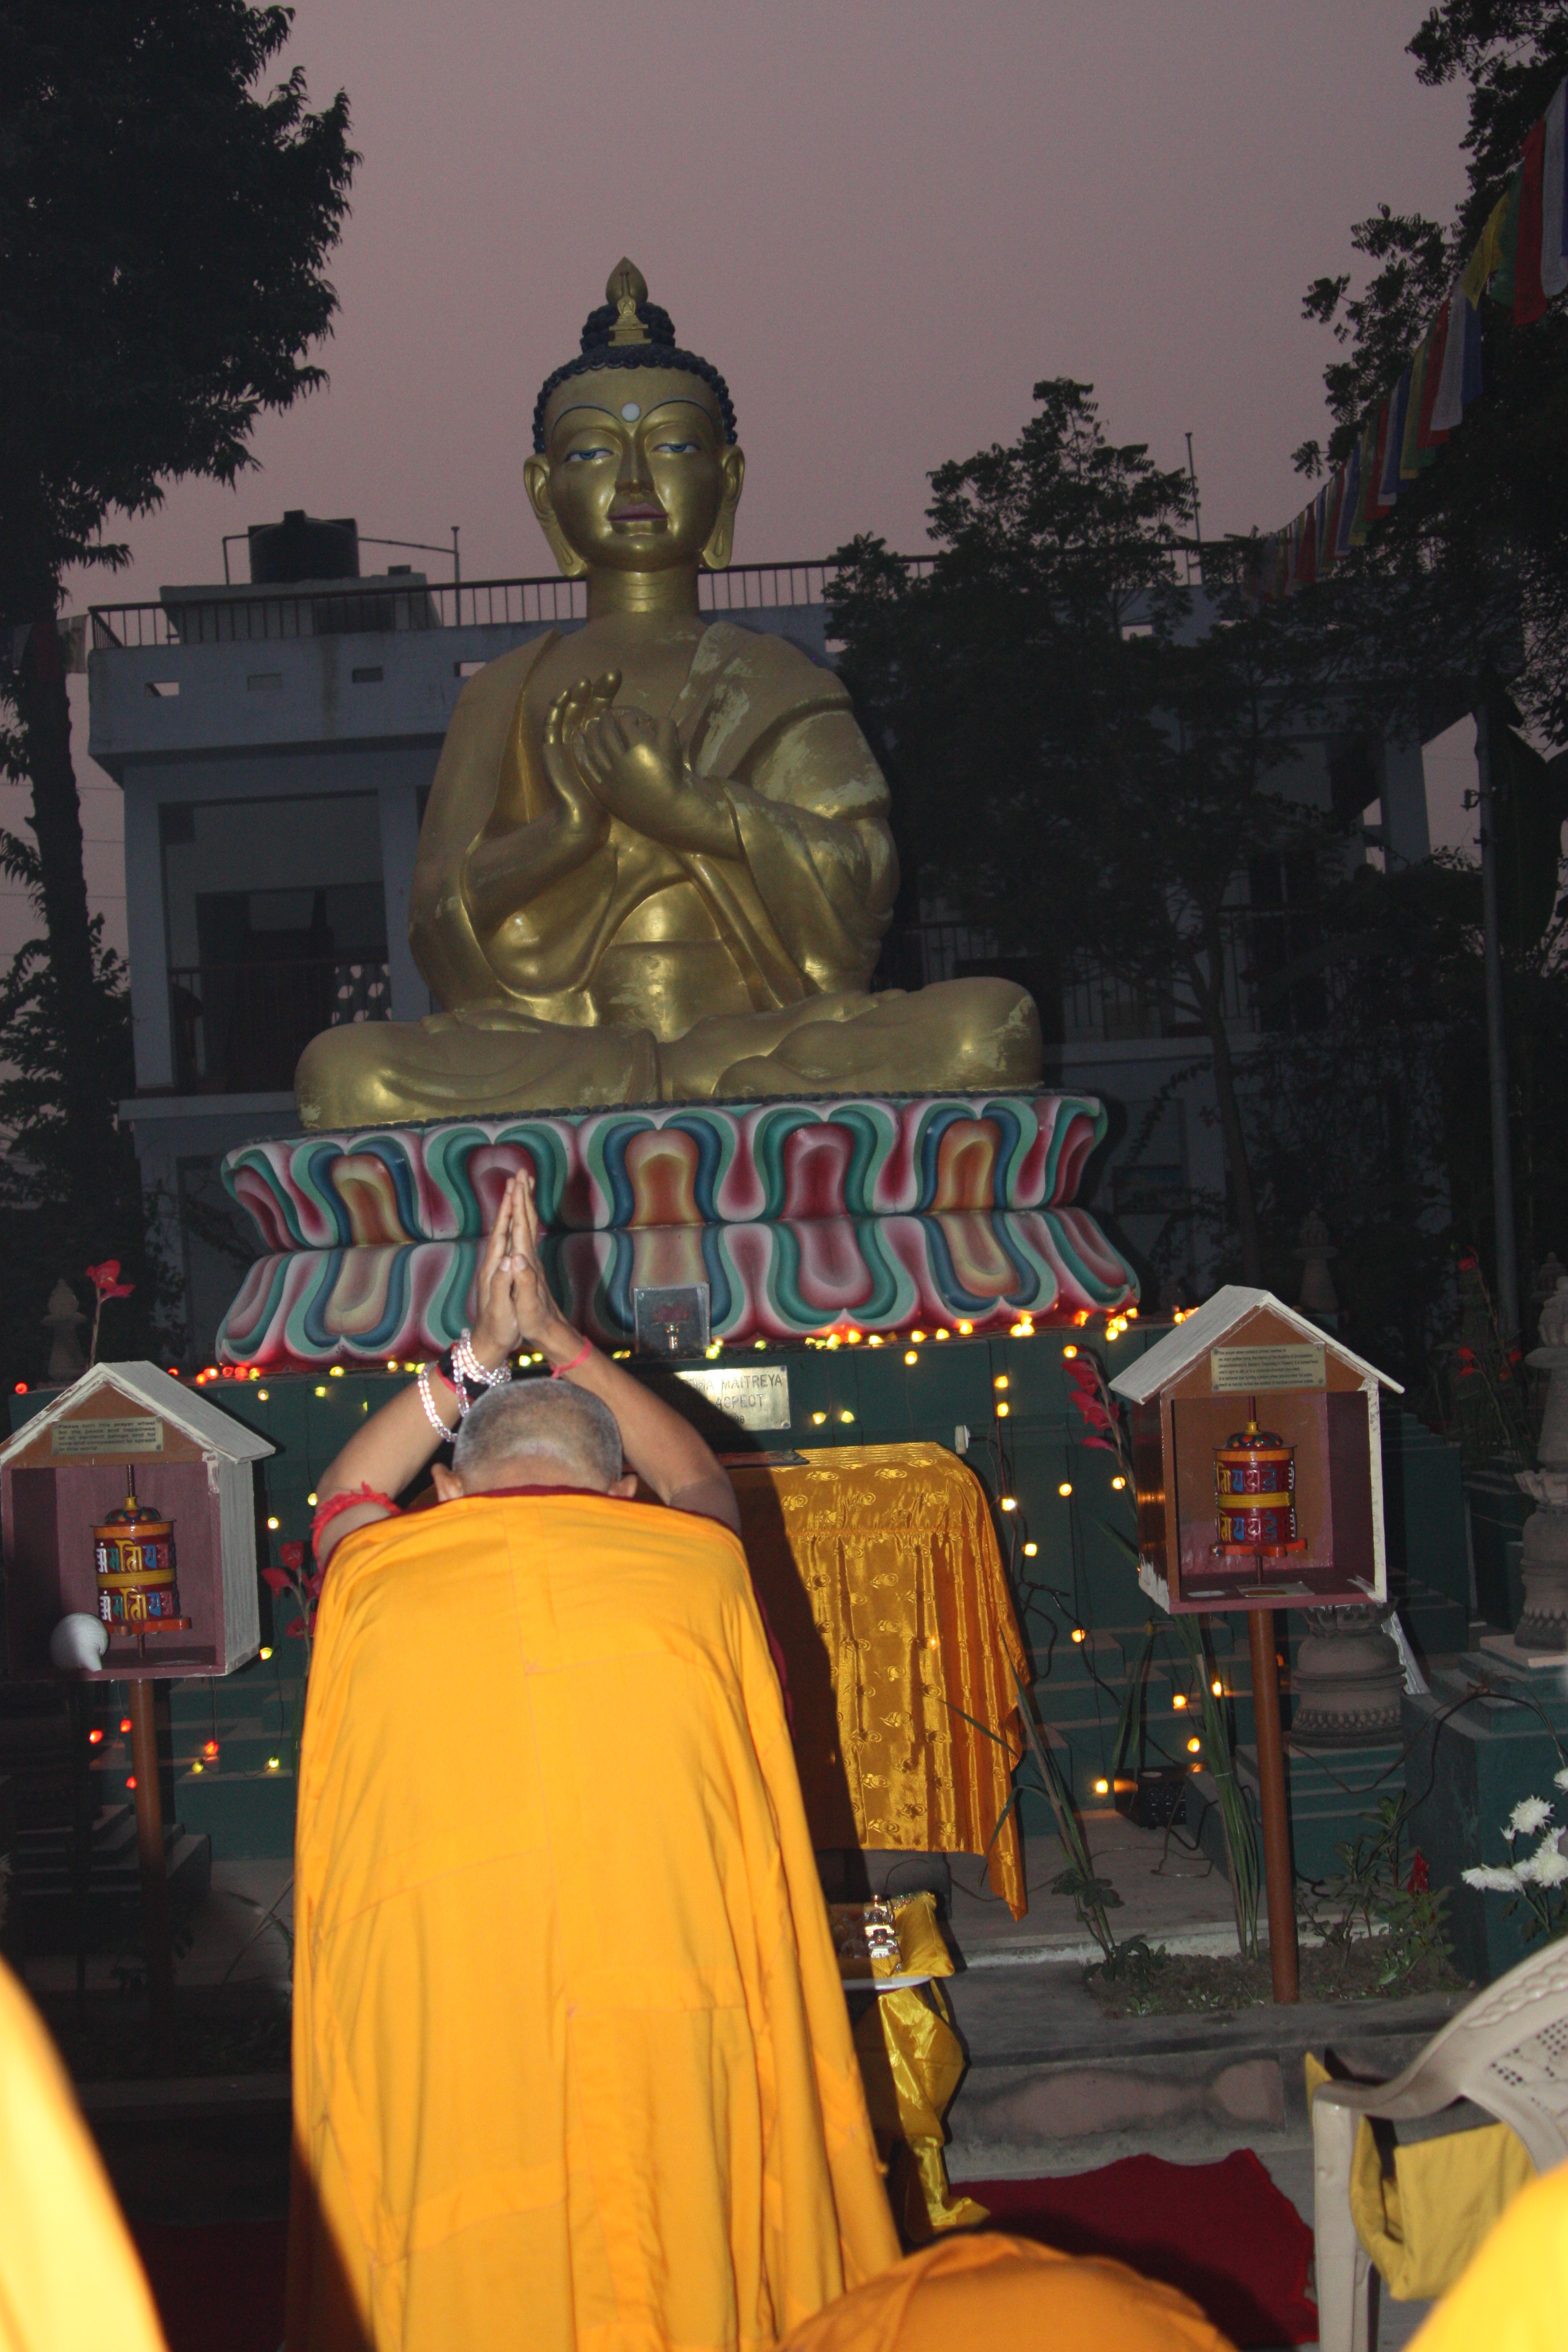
[294,263,1041,1128]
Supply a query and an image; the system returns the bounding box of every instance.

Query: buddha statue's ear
[524,454,589,580]
[700,446,745,573]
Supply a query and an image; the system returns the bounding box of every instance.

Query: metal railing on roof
[89,559,934,652]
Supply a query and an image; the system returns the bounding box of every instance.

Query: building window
[161,794,390,1094]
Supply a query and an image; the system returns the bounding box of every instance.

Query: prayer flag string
[1249,76,1566,600]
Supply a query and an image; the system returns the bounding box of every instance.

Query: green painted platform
[1404,1658,1568,1983]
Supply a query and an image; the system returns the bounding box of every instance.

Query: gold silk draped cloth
[732,1444,1029,1918]
[849,1893,988,2242]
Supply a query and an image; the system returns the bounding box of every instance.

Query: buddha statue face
[525,367,745,582]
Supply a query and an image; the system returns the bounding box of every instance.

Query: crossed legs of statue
[292,977,1042,1129]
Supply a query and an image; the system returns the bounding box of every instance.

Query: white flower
[1509,1798,1554,1838]
[1463,1865,1526,1893]
[1520,1843,1568,1890]
[1553,1767,1568,1793]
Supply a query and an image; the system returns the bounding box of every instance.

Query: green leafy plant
[958,1666,1121,1964]
[1107,1579,1261,1959]
[1171,1615,1261,1961]
[1304,1793,1455,1989]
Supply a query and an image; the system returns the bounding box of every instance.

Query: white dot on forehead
[620,400,641,422]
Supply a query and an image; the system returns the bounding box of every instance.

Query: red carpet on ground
[953,2149,1318,2348]
[133,2219,287,2352]
[130,2154,1314,2351]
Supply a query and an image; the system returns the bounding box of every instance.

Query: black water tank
[247,510,360,585]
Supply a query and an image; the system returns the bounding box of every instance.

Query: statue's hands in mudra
[538,673,618,850]
[557,671,739,859]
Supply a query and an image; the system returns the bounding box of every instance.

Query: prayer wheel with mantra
[94,1480,182,1628]
[1213,1416,1300,1553]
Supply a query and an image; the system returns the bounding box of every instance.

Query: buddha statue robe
[293,619,1041,1128]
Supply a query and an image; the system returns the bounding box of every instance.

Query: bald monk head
[781,2232,1235,2352]
[431,1379,637,1504]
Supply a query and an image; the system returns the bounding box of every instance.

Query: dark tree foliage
[829,381,1336,1286]
[1279,3,1568,1346]
[1289,3,1568,748]
[1242,859,1483,1387]
[0,2,355,1377]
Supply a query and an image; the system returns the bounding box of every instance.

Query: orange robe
[0,1957,167,2351]
[1404,2159,1568,2352]
[287,1493,899,2352]
[778,2233,1235,2352]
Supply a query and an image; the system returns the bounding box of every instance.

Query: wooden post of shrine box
[1111,1287,1403,2003]
[0,1363,274,2036]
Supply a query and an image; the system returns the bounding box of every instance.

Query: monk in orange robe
[0,1957,168,2351]
[288,1174,898,2350]
[779,2233,1235,2352]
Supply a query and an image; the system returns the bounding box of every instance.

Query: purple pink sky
[51,2,1484,959]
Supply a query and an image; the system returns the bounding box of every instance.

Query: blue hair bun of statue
[533,259,737,453]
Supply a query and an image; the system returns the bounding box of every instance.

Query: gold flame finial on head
[606,258,650,345]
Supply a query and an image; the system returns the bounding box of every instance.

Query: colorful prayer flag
[1489,167,1524,313]
[1400,339,1431,476]
[1429,286,1467,433]
[1415,301,1450,449]
[1378,371,1411,508]
[1513,116,1548,322]
[1542,81,1567,301]
[1461,189,1512,305]
[1334,447,1359,560]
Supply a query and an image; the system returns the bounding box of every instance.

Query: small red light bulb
[119,1717,132,1734]
[202,1739,219,1760]
[88,1728,104,1746]
[126,1774,137,1790]
[12,1382,25,1395]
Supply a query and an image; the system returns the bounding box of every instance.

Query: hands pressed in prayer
[311,1168,739,1555]
[499,1168,579,1355]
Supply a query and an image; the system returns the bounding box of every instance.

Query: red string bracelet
[550,1336,592,1379]
[311,1484,401,1562]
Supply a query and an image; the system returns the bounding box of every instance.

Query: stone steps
[12,1803,211,1951]
[941,1961,1467,2179]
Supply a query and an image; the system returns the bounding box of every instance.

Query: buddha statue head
[524,261,745,591]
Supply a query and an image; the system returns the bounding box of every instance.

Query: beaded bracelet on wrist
[415,1363,451,1436]
[454,1328,511,1397]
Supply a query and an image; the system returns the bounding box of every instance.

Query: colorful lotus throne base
[217,1095,1138,1369]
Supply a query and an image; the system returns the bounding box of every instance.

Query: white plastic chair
[1311,1937,1568,2352]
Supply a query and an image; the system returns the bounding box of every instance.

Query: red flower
[1407,1852,1430,1895]
[279,1541,306,1574]
[285,1616,309,1640]
[1065,1361,1102,1392]
[85,1260,134,1300]
[1071,1395,1118,1434]
[261,1566,292,1596]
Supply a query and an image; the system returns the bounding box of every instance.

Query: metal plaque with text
[51,1415,165,1456]
[676,1365,792,1432]
[1209,1343,1327,1394]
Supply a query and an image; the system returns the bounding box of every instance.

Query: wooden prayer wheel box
[1109,1287,1402,1615]
[0,1363,274,1680]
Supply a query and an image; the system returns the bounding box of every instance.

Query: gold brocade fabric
[852,1896,988,2242]
[733,1445,1028,1918]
